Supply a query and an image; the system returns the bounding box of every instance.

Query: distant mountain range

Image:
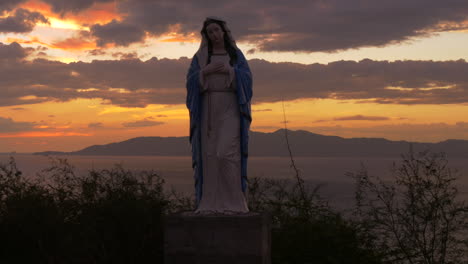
[33,129,468,158]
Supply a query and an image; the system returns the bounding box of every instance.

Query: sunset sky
[1,0,468,153]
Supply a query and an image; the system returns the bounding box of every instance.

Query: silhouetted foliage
[247,177,384,264]
[0,156,170,263]
[9,151,462,263]
[264,104,385,263]
[348,147,468,264]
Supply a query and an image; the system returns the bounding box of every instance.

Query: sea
[1,153,467,212]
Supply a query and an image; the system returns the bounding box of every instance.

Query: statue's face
[206,23,224,45]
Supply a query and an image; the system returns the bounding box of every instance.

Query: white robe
[195,53,249,214]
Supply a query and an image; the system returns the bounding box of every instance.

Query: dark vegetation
[348,148,468,263]
[0,147,467,263]
[0,157,169,263]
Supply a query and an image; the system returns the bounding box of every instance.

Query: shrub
[0,156,170,263]
[248,177,384,264]
[348,148,468,264]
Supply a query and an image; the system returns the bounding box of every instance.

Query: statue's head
[198,17,238,66]
[201,18,230,47]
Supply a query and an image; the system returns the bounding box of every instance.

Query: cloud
[313,115,392,122]
[40,0,113,15]
[51,36,97,50]
[0,0,26,13]
[250,58,468,104]
[8,0,464,52]
[111,51,139,60]
[36,46,48,51]
[88,49,106,56]
[9,1,466,52]
[333,115,390,121]
[17,0,120,29]
[71,0,468,52]
[88,122,103,128]
[0,116,36,133]
[252,125,281,130]
[2,43,468,108]
[36,51,48,57]
[90,19,146,47]
[121,119,164,128]
[0,8,49,33]
[0,42,34,61]
[312,120,328,123]
[8,32,97,51]
[6,36,49,47]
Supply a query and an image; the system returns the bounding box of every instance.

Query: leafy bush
[9,151,460,263]
[247,177,384,264]
[0,156,170,263]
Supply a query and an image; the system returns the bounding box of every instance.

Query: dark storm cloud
[0,117,36,133]
[0,8,49,33]
[0,0,27,13]
[250,58,468,104]
[2,43,468,108]
[244,0,468,52]
[40,0,113,15]
[80,0,468,52]
[0,42,34,60]
[250,0,468,52]
[90,19,146,47]
[0,43,189,107]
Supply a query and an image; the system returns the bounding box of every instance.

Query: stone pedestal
[164,212,271,264]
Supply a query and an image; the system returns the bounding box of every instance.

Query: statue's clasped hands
[202,61,230,75]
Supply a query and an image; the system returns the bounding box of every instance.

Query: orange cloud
[0,132,92,138]
[18,0,52,17]
[6,36,49,46]
[6,36,115,50]
[160,33,198,43]
[19,0,122,29]
[71,2,122,26]
[7,35,108,51]
[7,0,124,52]
[159,24,198,43]
[51,37,97,50]
[434,20,468,32]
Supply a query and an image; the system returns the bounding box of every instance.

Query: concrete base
[164,212,271,264]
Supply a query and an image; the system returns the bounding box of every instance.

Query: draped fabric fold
[185,48,253,205]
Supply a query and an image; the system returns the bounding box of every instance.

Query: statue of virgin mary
[185,17,253,214]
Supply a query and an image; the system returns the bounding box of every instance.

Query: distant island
[33,129,468,158]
